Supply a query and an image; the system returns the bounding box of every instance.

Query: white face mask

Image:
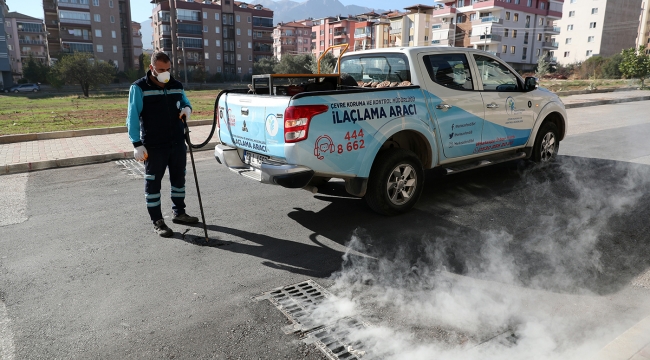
[153,68,170,83]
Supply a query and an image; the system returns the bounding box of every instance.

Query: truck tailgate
[219,94,290,160]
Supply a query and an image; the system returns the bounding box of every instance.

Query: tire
[365,149,424,215]
[531,122,559,163]
[33,89,38,92]
[13,90,18,93]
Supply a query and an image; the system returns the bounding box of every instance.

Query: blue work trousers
[143,142,187,223]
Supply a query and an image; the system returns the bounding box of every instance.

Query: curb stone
[563,96,650,109]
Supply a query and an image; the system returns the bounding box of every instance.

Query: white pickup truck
[214,46,567,215]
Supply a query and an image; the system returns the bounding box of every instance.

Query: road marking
[0,173,28,227]
[0,300,15,360]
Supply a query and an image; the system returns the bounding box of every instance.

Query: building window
[247,16,251,23]
[248,55,252,61]
[204,25,208,32]
[110,15,115,23]
[111,30,116,38]
[108,0,112,7]
[567,24,573,31]
[237,41,241,48]
[215,13,220,20]
[113,45,117,53]
[522,47,527,59]
[511,46,515,54]
[249,67,252,73]
[514,13,519,21]
[540,2,545,9]
[589,22,597,28]
[216,40,221,47]
[93,0,99,6]
[248,29,252,36]
[97,44,103,52]
[527,0,532,6]
[537,33,542,41]
[569,11,575,17]
[536,49,541,56]
[505,12,510,20]
[591,8,598,14]
[215,26,220,33]
[204,39,208,46]
[512,29,517,38]
[564,51,570,57]
[504,29,509,37]
[502,45,507,53]
[237,54,241,61]
[7,44,12,51]
[203,11,207,19]
[586,50,593,56]
[217,66,221,72]
[236,15,240,22]
[236,28,241,35]
[94,14,101,22]
[565,38,571,44]
[248,41,251,48]
[217,53,221,60]
[588,36,594,42]
[95,29,102,37]
[205,52,209,59]
[237,67,242,73]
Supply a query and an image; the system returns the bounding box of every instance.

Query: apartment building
[42,0,134,71]
[131,21,142,69]
[4,12,48,80]
[0,0,10,88]
[637,0,650,54]
[431,0,564,71]
[151,0,273,78]
[272,21,312,60]
[311,16,357,56]
[352,11,386,51]
[556,0,642,64]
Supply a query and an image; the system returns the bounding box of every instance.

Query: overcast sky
[7,0,412,23]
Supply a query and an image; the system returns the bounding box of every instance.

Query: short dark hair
[151,51,171,65]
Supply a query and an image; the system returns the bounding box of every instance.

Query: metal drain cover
[116,159,145,178]
[256,280,372,359]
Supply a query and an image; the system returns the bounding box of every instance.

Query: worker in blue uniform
[126,51,199,237]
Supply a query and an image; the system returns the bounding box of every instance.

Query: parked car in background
[8,83,40,93]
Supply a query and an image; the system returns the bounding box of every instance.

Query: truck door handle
[436,104,452,110]
[486,103,499,109]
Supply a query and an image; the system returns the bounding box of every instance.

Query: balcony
[432,7,456,17]
[176,15,200,22]
[472,16,503,26]
[543,26,561,34]
[541,41,559,49]
[389,28,402,35]
[431,38,454,46]
[21,51,48,57]
[59,18,91,25]
[333,31,347,38]
[354,32,370,39]
[432,23,454,31]
[470,34,502,44]
[57,2,89,10]
[19,39,46,45]
[485,51,501,57]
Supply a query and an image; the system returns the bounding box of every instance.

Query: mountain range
[256,0,386,24]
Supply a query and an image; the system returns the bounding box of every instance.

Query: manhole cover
[256,280,372,360]
[116,159,145,178]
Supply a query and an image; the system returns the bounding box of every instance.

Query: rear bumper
[214,144,314,188]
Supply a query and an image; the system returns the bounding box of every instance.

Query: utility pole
[181,40,188,85]
[169,0,178,78]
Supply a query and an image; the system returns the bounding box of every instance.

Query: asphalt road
[1,101,650,360]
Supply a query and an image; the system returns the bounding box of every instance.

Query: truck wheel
[532,122,559,163]
[365,149,424,215]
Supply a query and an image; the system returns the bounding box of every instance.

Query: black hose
[186,89,250,149]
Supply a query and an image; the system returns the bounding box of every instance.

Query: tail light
[284,105,329,143]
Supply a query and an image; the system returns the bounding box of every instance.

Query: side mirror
[524,76,538,91]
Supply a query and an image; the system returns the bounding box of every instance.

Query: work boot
[153,219,173,237]
[172,213,199,224]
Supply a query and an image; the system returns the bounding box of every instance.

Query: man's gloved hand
[134,145,148,161]
[180,107,191,122]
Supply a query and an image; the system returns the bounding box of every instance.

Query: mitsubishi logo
[242,120,248,132]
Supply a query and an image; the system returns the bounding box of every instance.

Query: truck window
[339,54,411,83]
[473,54,521,92]
[422,54,474,91]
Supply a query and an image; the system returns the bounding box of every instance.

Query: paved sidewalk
[1,89,649,175]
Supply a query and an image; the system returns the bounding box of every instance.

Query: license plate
[243,151,269,168]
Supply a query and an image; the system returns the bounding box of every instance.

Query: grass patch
[539,79,635,92]
[0,89,223,135]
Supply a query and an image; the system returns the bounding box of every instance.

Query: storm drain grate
[256,279,373,359]
[116,159,145,178]
[303,317,373,360]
